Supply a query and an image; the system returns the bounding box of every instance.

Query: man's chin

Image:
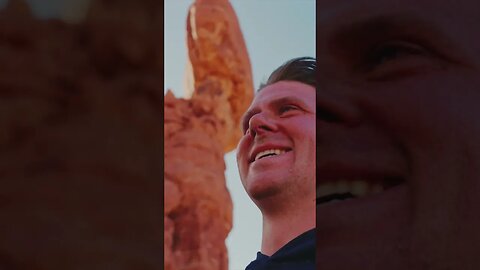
[248,184,282,202]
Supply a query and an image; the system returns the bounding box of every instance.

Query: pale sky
[164,1,315,269]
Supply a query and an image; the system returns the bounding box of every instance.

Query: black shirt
[245,229,315,270]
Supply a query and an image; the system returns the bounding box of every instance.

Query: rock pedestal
[164,0,253,269]
[0,0,252,268]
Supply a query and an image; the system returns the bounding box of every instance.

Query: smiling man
[317,0,480,269]
[236,57,316,270]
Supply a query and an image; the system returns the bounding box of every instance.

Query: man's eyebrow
[269,96,309,108]
[328,14,460,63]
[331,15,434,44]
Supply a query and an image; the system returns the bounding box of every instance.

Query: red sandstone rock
[164,0,253,269]
[0,0,251,268]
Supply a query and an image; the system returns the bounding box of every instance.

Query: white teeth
[370,184,384,195]
[317,180,385,200]
[254,149,286,161]
[317,183,335,197]
[336,180,349,194]
[351,180,368,197]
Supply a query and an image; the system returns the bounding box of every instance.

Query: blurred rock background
[0,0,162,268]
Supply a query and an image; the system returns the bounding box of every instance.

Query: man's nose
[249,113,276,137]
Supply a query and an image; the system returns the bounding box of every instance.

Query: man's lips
[249,144,292,163]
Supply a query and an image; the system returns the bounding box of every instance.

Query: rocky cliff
[164,0,253,269]
[0,0,252,268]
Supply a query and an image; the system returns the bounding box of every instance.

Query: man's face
[317,0,480,269]
[236,81,316,208]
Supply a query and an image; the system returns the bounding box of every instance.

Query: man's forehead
[249,82,315,108]
[318,0,480,68]
[319,0,479,24]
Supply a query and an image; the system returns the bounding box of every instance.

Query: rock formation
[0,0,162,268]
[164,0,253,269]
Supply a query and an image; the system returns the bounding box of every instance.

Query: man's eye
[279,105,299,114]
[364,41,426,69]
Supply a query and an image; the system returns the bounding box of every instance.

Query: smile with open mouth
[249,146,293,164]
[316,177,404,205]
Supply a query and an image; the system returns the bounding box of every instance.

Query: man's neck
[260,200,315,256]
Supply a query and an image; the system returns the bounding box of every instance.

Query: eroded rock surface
[164,0,253,269]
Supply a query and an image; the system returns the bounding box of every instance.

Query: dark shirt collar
[245,229,315,270]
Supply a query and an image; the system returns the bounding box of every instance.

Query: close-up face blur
[317,0,480,269]
[236,81,316,210]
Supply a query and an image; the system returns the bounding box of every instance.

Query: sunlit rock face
[0,0,163,268]
[0,0,251,268]
[164,0,253,269]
